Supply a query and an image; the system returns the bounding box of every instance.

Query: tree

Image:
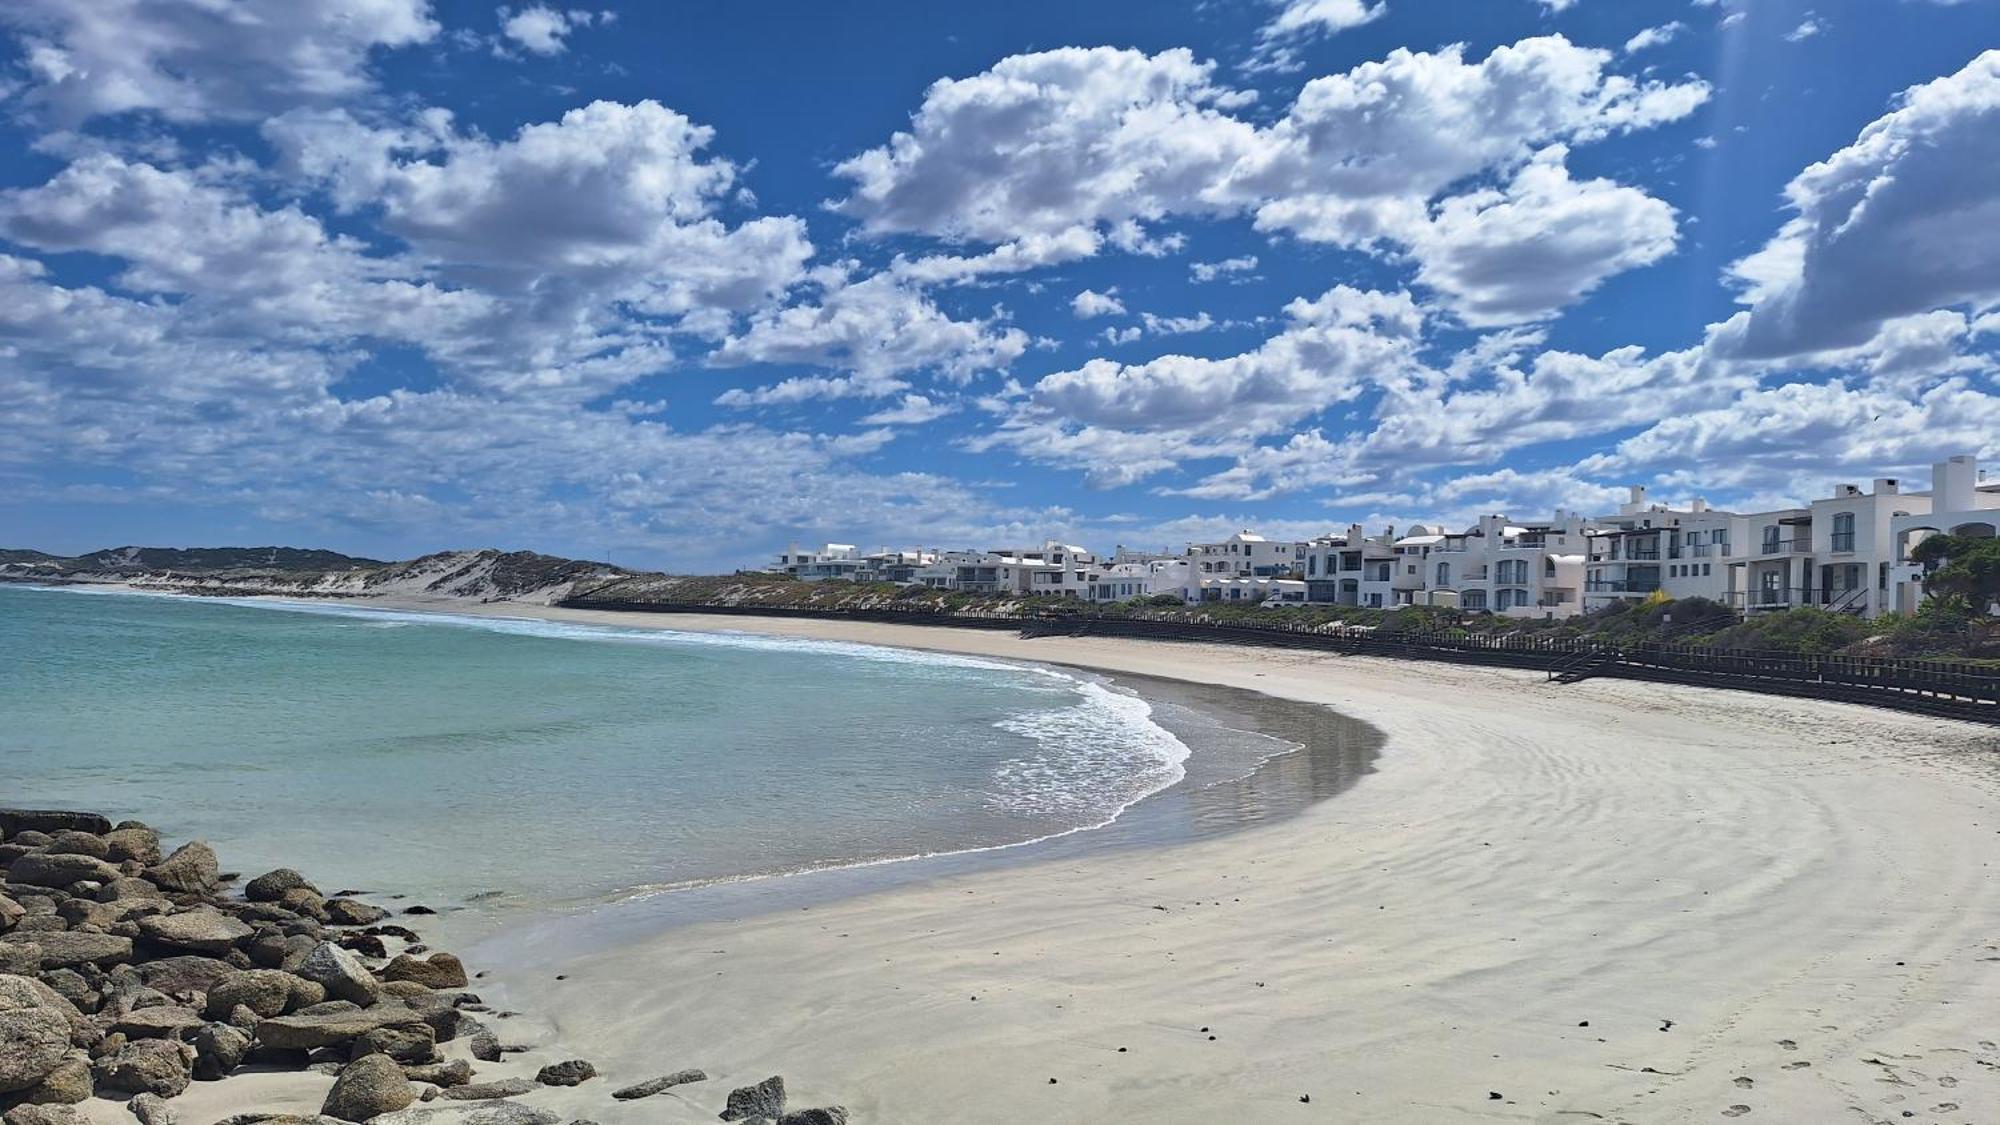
[1911,534,2000,615]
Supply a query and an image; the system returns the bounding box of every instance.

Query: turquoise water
[0,584,1188,907]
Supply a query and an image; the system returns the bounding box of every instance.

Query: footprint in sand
[1782,1062,1811,1071]
[1721,1106,1752,1118]
[1777,1039,1798,1051]
[1733,1077,1754,1088]
[1937,1076,1957,1088]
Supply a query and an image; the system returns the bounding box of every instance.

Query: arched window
[1437,561,1451,587]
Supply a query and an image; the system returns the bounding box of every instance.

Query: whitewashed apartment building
[774,453,1993,619]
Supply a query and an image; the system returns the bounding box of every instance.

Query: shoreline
[371,597,2000,1124]
[13,587,2000,1122]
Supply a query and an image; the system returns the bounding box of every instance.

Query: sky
[0,0,1996,572]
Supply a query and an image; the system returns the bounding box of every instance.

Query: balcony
[1585,579,1662,594]
[1756,538,1812,556]
[1829,532,1856,553]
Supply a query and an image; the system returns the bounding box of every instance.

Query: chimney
[1873,478,1898,495]
[1691,497,1708,513]
[1836,483,1862,498]
[1936,455,1978,511]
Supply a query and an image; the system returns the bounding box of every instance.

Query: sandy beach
[228,597,1989,1125]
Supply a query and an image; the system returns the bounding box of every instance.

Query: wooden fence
[558,598,2000,724]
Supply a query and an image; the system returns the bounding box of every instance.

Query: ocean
[1,584,1231,909]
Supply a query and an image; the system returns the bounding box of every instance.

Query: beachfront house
[1890,455,1999,615]
[774,543,864,581]
[1187,531,1300,580]
[1585,488,1745,613]
[1729,477,1932,618]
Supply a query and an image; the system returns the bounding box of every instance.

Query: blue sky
[0,0,1995,571]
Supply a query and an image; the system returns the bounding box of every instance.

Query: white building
[1890,455,2000,614]
[1187,531,1300,580]
[1732,476,1932,617]
[774,543,863,581]
[1585,488,1744,612]
[1421,514,1589,618]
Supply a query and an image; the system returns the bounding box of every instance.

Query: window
[1702,564,1711,576]
[1831,512,1856,552]
[1762,525,1782,554]
[1436,561,1451,587]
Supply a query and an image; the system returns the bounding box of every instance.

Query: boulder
[720,1076,786,1123]
[91,1039,193,1098]
[277,889,329,922]
[244,870,314,903]
[19,1055,92,1104]
[0,896,25,933]
[8,854,121,889]
[137,910,252,955]
[205,969,319,1019]
[0,812,111,837]
[611,1069,707,1099]
[322,1054,415,1123]
[254,1005,426,1051]
[296,943,379,1006]
[0,943,38,975]
[371,1105,558,1125]
[100,829,162,867]
[533,1059,594,1087]
[382,953,467,990]
[40,833,109,860]
[4,1105,87,1125]
[466,1031,500,1062]
[97,879,167,903]
[776,1112,847,1125]
[323,900,388,927]
[215,1117,350,1125]
[0,1009,71,1093]
[136,956,235,997]
[128,1093,176,1125]
[402,1059,472,1088]
[438,1078,535,1101]
[0,931,131,969]
[191,1021,250,1080]
[110,1006,205,1039]
[144,843,218,895]
[349,1022,436,1064]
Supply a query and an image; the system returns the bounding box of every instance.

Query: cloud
[1409,146,1680,325]
[1071,289,1127,318]
[1717,51,2000,358]
[1190,255,1259,282]
[1260,0,1387,42]
[1785,18,1824,42]
[859,394,959,425]
[1624,22,1685,53]
[0,0,438,125]
[499,5,592,55]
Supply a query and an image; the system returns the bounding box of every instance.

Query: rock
[382,953,467,990]
[349,1022,437,1064]
[137,910,253,955]
[136,956,236,997]
[324,900,388,927]
[255,1005,427,1051]
[110,1006,205,1039]
[205,969,318,1019]
[244,870,314,903]
[41,832,109,860]
[533,1060,594,1087]
[720,1076,786,1123]
[4,1105,87,1125]
[296,943,379,1006]
[101,829,162,867]
[7,854,122,889]
[0,896,22,933]
[278,888,329,922]
[97,879,167,903]
[19,1053,92,1104]
[0,931,131,969]
[322,1054,416,1122]
[403,1059,473,1087]
[467,1032,501,1062]
[611,1069,708,1099]
[776,1111,847,1125]
[128,1093,176,1125]
[214,1117,350,1125]
[144,843,218,895]
[0,811,111,837]
[372,1105,559,1125]
[91,1038,193,1098]
[439,1078,535,1101]
[191,1021,251,1080]
[0,1009,71,1093]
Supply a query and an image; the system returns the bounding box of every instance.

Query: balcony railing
[1757,538,1811,556]
[1829,532,1856,553]
[1585,580,1662,594]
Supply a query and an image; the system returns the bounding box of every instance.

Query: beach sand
[62,595,1998,1124]
[240,598,1989,1125]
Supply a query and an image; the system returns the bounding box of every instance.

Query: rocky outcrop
[720,1076,787,1122]
[611,1069,707,1099]
[321,1054,415,1122]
